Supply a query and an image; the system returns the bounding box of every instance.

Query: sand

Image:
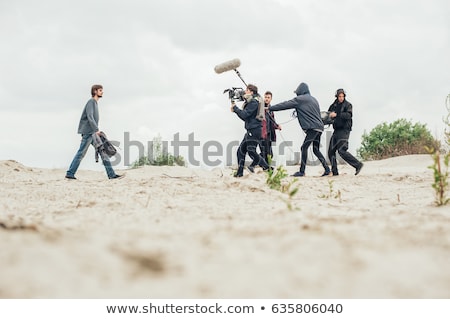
[0,155,449,298]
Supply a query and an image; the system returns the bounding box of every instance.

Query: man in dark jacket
[269,82,330,177]
[231,84,270,177]
[328,88,363,176]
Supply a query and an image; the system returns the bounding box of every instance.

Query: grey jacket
[269,83,324,132]
[77,98,99,135]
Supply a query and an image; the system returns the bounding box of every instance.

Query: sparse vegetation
[281,178,300,211]
[427,148,449,206]
[445,94,450,148]
[266,165,288,191]
[426,96,450,206]
[266,166,300,211]
[318,179,342,202]
[357,118,440,161]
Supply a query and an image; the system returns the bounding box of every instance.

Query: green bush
[357,118,440,161]
[265,166,300,211]
[131,154,186,168]
[266,166,288,191]
[130,138,185,168]
[427,148,449,206]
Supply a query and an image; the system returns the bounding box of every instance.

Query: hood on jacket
[294,82,310,96]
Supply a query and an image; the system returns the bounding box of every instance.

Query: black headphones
[335,88,346,97]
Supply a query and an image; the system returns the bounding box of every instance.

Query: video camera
[321,111,334,126]
[223,87,245,102]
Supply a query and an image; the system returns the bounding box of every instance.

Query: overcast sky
[1,0,449,171]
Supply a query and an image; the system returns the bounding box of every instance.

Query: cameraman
[231,84,270,177]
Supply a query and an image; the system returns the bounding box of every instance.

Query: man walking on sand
[65,84,122,180]
[327,88,363,176]
[269,82,331,177]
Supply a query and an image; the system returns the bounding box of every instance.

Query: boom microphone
[214,58,241,74]
[214,58,247,86]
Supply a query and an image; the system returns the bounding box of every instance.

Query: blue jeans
[66,134,116,178]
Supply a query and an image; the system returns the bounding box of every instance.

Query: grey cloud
[0,0,449,169]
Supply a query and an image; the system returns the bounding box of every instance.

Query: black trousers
[259,138,273,165]
[237,128,269,175]
[328,130,361,174]
[300,130,329,174]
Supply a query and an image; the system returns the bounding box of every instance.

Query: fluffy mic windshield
[214,58,241,74]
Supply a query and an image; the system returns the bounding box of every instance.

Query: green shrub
[357,118,440,160]
[131,154,185,168]
[131,138,185,168]
[427,148,449,206]
[266,166,288,191]
[265,166,300,211]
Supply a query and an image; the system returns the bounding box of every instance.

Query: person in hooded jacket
[269,82,330,177]
[327,89,363,176]
[231,84,271,177]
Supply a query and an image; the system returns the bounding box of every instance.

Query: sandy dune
[0,155,449,298]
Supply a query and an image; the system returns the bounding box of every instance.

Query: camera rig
[219,61,248,102]
[223,87,245,102]
[320,111,335,126]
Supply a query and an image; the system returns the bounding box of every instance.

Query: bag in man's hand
[93,131,117,160]
[99,132,117,157]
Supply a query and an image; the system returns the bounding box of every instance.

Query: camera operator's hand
[231,101,236,112]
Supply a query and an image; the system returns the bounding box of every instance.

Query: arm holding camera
[233,99,258,121]
[230,101,237,112]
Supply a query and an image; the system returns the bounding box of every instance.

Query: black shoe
[109,174,124,180]
[292,171,305,177]
[247,166,255,173]
[332,173,339,176]
[65,175,76,180]
[355,163,364,176]
[234,172,243,178]
[263,166,274,171]
[321,170,331,177]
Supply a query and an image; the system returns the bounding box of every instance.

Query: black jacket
[269,83,324,132]
[233,97,262,131]
[328,99,353,131]
[265,108,279,142]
